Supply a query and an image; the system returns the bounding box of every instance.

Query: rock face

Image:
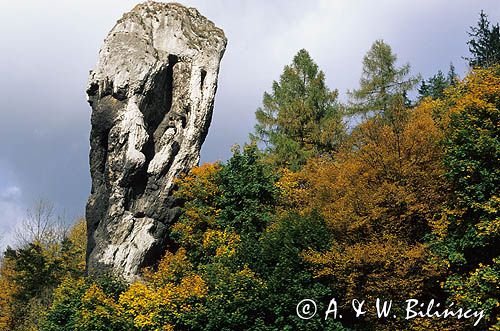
[85,1,226,280]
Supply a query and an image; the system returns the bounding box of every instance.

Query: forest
[0,10,499,331]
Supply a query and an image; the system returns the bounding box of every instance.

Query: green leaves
[428,65,500,329]
[216,144,278,235]
[349,39,420,116]
[252,49,345,170]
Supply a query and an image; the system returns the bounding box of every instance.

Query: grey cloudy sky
[0,0,499,250]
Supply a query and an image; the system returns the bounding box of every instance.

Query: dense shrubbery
[0,218,86,331]
[1,11,499,331]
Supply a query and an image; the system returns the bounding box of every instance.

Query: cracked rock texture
[85,1,226,281]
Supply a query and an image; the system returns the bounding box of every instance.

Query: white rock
[85,1,226,281]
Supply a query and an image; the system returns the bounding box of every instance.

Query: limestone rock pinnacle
[85,1,226,280]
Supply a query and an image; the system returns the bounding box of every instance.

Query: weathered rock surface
[85,1,226,280]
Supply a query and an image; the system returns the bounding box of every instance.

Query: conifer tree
[252,49,345,170]
[349,39,420,116]
[418,63,459,100]
[466,10,500,68]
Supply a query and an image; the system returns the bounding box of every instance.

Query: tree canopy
[2,11,500,331]
[349,39,420,116]
[466,10,500,68]
[252,49,345,170]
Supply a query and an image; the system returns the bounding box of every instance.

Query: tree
[252,49,345,170]
[14,199,67,248]
[0,256,17,330]
[418,63,460,100]
[0,218,87,331]
[255,211,343,331]
[447,62,459,86]
[171,162,223,263]
[466,10,500,68]
[168,147,349,330]
[418,70,448,99]
[41,275,130,331]
[285,98,462,329]
[216,144,278,236]
[349,39,420,116]
[430,65,500,329]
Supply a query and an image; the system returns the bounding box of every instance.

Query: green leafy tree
[41,277,89,331]
[3,244,61,303]
[170,147,350,330]
[252,49,345,170]
[254,211,346,331]
[216,144,278,235]
[2,243,63,331]
[349,39,420,116]
[447,62,459,86]
[466,10,500,68]
[41,274,129,331]
[0,214,86,331]
[430,65,500,329]
[2,237,86,331]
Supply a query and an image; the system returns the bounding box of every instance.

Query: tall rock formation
[85,1,226,280]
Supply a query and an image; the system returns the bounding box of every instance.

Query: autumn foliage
[1,17,499,329]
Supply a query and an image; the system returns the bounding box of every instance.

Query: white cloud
[0,185,25,253]
[0,185,21,201]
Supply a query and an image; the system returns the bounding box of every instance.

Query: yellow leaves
[476,196,500,238]
[118,282,163,330]
[303,237,435,304]
[207,264,266,305]
[447,260,499,307]
[57,276,86,297]
[202,229,240,257]
[0,258,17,330]
[171,163,223,252]
[66,218,87,274]
[119,271,207,330]
[429,208,465,239]
[444,65,500,128]
[174,162,221,201]
[80,283,120,317]
[120,248,208,330]
[181,274,208,299]
[143,248,193,287]
[72,282,130,330]
[275,167,310,212]
[68,218,87,247]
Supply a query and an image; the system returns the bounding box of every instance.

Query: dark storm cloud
[0,0,499,248]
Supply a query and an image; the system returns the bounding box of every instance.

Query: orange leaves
[274,167,311,213]
[174,162,221,202]
[0,258,17,330]
[302,237,440,330]
[284,95,451,329]
[288,101,448,243]
[304,237,431,298]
